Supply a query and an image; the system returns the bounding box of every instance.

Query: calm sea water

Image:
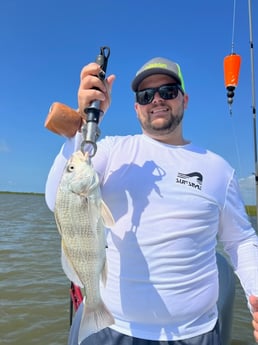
[0,193,256,344]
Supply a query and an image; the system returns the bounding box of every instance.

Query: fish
[54,150,115,344]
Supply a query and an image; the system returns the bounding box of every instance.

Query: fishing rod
[248,0,258,225]
[224,1,258,220]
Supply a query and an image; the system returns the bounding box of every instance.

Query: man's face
[134,74,188,141]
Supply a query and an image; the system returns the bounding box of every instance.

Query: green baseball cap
[131,57,185,92]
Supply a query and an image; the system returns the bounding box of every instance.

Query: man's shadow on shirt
[104,160,165,229]
[104,161,178,338]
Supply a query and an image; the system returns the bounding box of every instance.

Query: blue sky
[0,0,257,203]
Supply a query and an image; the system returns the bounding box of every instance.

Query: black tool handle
[83,47,110,149]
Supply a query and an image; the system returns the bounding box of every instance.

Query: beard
[139,111,184,137]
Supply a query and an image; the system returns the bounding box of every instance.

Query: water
[0,193,69,344]
[0,193,256,344]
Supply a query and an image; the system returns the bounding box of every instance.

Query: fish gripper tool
[81,46,111,157]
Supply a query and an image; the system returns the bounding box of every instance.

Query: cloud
[0,139,10,152]
[238,175,256,205]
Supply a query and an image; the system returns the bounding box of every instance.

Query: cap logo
[141,62,168,73]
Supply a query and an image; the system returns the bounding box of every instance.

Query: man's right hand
[78,62,115,118]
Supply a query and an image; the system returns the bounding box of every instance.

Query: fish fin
[87,198,100,230]
[100,200,115,227]
[61,241,84,288]
[54,211,63,236]
[78,299,114,344]
[101,258,108,287]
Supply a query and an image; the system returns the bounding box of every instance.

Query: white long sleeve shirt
[45,133,258,341]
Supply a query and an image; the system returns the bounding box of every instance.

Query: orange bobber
[223,53,241,105]
[224,53,241,87]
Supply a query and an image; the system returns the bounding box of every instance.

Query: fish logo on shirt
[176,172,203,190]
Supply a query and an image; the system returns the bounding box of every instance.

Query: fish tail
[78,299,114,344]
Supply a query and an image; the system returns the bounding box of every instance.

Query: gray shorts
[68,306,221,345]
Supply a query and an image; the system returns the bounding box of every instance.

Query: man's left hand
[249,295,258,342]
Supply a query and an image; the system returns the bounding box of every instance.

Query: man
[45,57,258,344]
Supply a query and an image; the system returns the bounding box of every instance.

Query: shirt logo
[176,172,203,190]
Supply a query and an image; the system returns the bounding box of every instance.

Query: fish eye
[67,164,75,172]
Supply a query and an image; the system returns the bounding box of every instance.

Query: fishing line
[230,115,243,178]
[226,0,243,176]
[229,0,241,171]
[224,0,241,116]
[231,0,237,54]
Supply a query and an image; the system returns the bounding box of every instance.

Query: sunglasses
[136,83,184,105]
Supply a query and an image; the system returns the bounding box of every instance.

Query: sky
[0,0,258,204]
